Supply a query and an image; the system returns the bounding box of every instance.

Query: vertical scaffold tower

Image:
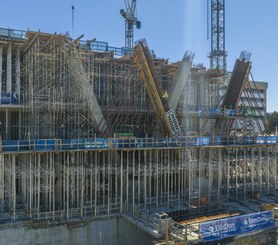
[209,0,227,71]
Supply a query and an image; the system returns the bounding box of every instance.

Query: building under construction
[0,27,277,244]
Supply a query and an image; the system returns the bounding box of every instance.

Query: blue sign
[200,211,276,242]
[0,92,17,104]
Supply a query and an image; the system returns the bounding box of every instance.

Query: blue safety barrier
[1,135,277,152]
[168,138,182,147]
[243,136,256,145]
[199,137,210,146]
[155,138,167,147]
[225,109,234,117]
[208,108,221,116]
[18,140,32,151]
[111,139,121,148]
[0,92,18,104]
[34,139,55,150]
[212,137,222,145]
[134,138,144,148]
[61,139,74,150]
[256,136,265,144]
[200,211,276,242]
[2,140,20,151]
[266,136,276,144]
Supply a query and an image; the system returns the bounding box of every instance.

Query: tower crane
[120,0,141,49]
[208,0,227,71]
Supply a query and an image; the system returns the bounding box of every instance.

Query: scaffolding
[0,144,276,222]
[0,29,276,232]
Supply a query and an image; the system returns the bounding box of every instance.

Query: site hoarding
[200,211,276,242]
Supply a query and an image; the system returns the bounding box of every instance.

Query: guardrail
[80,40,155,57]
[188,108,258,118]
[0,28,27,40]
[1,135,277,153]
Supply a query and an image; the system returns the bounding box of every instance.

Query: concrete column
[107,152,110,215]
[94,153,97,216]
[37,155,41,215]
[235,148,238,200]
[5,108,9,139]
[156,151,159,208]
[126,153,129,212]
[133,151,135,214]
[120,151,123,213]
[6,43,12,93]
[0,154,4,212]
[144,151,147,211]
[218,149,223,207]
[15,48,20,102]
[29,157,32,215]
[0,46,2,93]
[66,154,70,219]
[19,111,21,140]
[12,155,16,220]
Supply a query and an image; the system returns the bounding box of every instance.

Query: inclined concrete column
[6,43,12,93]
[15,48,20,101]
[0,46,2,93]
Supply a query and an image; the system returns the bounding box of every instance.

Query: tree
[267,111,278,134]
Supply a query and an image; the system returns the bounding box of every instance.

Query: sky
[0,0,277,112]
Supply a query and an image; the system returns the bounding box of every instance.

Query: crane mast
[120,0,141,49]
[209,0,227,71]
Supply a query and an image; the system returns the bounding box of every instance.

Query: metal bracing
[0,144,276,222]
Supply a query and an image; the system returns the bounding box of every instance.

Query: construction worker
[76,40,80,51]
[162,90,168,99]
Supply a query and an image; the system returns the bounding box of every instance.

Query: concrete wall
[0,216,154,245]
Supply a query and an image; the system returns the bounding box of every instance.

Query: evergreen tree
[267,111,278,134]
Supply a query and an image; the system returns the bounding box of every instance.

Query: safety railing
[0,27,156,58]
[186,107,257,118]
[80,40,132,56]
[1,135,277,153]
[0,28,27,40]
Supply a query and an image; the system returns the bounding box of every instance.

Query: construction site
[0,0,277,244]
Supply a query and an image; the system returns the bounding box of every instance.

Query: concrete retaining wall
[0,216,154,245]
